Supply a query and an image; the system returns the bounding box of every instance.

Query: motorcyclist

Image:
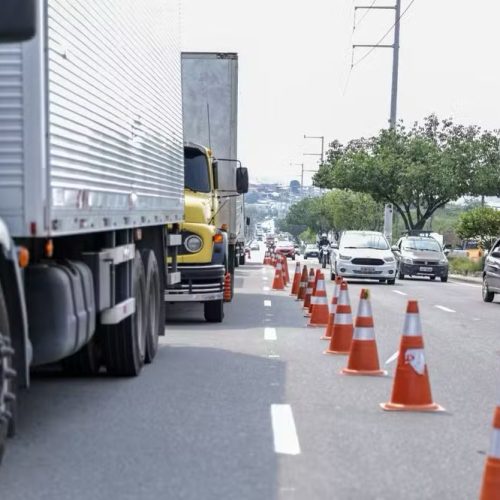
[318,233,330,249]
[318,233,331,266]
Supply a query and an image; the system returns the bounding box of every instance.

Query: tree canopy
[313,115,500,230]
[456,207,500,250]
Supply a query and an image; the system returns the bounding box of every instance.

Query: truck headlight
[185,235,203,253]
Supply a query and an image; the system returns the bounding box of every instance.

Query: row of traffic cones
[268,257,498,497]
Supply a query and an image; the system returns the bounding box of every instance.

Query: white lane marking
[271,404,301,455]
[392,290,407,296]
[263,276,269,281]
[385,351,399,365]
[435,305,456,313]
[264,327,277,340]
[268,354,280,359]
[449,280,481,289]
[263,286,270,291]
[264,300,272,307]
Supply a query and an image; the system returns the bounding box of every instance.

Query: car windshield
[306,245,316,250]
[341,233,389,250]
[402,239,442,252]
[277,241,292,247]
[184,149,211,193]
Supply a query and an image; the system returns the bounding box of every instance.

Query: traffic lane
[1,265,286,500]
[269,263,498,498]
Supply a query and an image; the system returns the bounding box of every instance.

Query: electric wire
[353,0,377,30]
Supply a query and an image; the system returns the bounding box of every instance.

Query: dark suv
[482,238,500,302]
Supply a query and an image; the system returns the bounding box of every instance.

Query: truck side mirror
[236,167,249,194]
[212,160,219,190]
[0,0,36,42]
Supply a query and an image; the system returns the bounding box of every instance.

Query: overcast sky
[181,1,500,185]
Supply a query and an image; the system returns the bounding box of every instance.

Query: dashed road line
[392,290,407,296]
[262,276,269,281]
[264,300,272,307]
[263,286,270,291]
[264,327,277,340]
[450,280,481,288]
[271,404,301,455]
[435,305,456,313]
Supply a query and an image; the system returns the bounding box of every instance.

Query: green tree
[456,207,500,250]
[314,115,500,230]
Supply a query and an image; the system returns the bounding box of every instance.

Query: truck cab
[165,143,227,322]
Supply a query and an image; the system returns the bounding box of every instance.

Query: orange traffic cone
[296,265,308,301]
[308,273,329,327]
[290,262,301,295]
[303,268,315,310]
[272,261,285,290]
[324,281,353,355]
[479,402,500,499]
[263,251,269,265]
[321,276,343,340]
[308,269,322,316]
[223,273,232,302]
[282,256,290,285]
[341,289,386,376]
[380,300,444,412]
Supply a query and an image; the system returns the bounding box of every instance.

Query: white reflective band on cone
[306,288,312,294]
[490,429,500,459]
[335,313,352,324]
[276,263,282,270]
[403,313,422,336]
[310,297,320,305]
[300,281,307,286]
[316,280,325,291]
[338,291,351,306]
[358,300,373,317]
[317,296,328,304]
[329,303,335,313]
[354,327,375,340]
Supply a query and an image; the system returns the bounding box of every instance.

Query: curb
[449,274,482,284]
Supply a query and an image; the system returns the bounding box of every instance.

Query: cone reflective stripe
[479,406,500,499]
[272,261,285,290]
[342,289,386,376]
[282,256,290,285]
[308,274,329,327]
[290,262,301,295]
[381,300,444,412]
[321,277,342,340]
[324,281,353,355]
[296,265,308,301]
[223,273,232,302]
[303,269,315,310]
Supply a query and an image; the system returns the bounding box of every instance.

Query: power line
[354,0,377,30]
[352,0,416,68]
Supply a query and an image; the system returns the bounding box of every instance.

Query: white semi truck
[181,52,249,292]
[0,0,189,462]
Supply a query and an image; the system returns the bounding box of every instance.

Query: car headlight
[439,258,448,265]
[184,235,203,253]
[339,254,352,261]
[384,256,395,263]
[402,258,414,264]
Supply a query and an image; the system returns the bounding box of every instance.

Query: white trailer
[181,52,248,276]
[0,0,184,462]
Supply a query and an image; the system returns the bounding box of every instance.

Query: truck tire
[239,253,246,265]
[103,252,146,376]
[0,282,16,463]
[204,300,224,323]
[141,249,160,364]
[62,338,101,376]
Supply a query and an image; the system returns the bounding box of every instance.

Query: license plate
[360,267,376,273]
[420,266,433,272]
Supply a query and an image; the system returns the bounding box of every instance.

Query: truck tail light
[17,247,30,268]
[213,233,224,244]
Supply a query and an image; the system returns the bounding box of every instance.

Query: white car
[330,230,397,284]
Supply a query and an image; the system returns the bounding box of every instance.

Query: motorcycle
[319,244,331,269]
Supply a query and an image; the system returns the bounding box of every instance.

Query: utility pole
[353,0,401,128]
[303,135,325,163]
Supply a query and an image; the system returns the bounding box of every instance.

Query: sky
[181,1,500,185]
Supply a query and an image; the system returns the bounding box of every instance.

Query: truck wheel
[0,282,16,463]
[234,255,240,268]
[204,300,224,323]
[141,249,160,364]
[239,253,246,265]
[62,338,101,376]
[104,252,146,376]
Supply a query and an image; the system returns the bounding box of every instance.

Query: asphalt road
[1,247,499,500]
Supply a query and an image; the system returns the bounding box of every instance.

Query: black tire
[441,275,448,283]
[304,255,308,260]
[483,278,494,302]
[141,250,161,364]
[239,253,246,266]
[430,276,436,281]
[398,265,405,280]
[0,281,16,463]
[62,338,101,376]
[103,251,147,376]
[379,279,386,283]
[387,279,396,285]
[204,300,224,323]
[234,254,239,268]
[330,271,335,281]
[292,255,296,261]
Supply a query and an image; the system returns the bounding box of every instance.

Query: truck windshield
[184,150,211,193]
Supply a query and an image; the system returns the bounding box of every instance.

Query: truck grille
[351,258,385,266]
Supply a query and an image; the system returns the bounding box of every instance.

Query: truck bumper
[165,264,225,302]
